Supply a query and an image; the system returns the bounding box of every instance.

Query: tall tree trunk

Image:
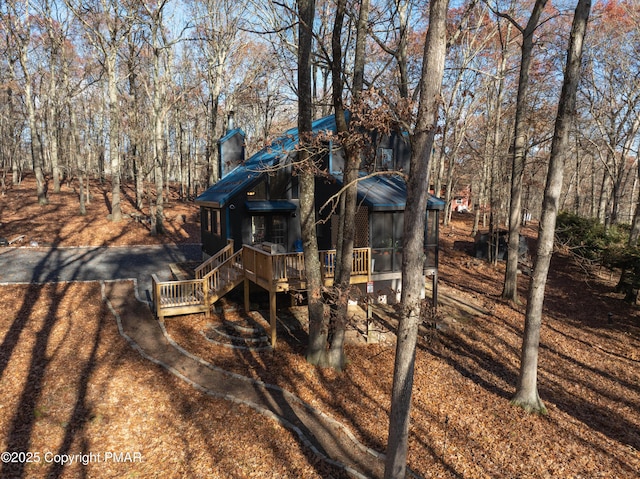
[512,0,591,415]
[630,154,640,245]
[8,3,47,203]
[152,63,165,235]
[6,58,20,185]
[324,0,369,371]
[503,0,548,303]
[207,81,221,186]
[107,49,122,222]
[126,33,144,211]
[488,23,512,264]
[70,104,86,215]
[384,1,449,477]
[297,0,327,366]
[26,85,47,204]
[47,45,61,194]
[327,0,353,371]
[64,43,85,215]
[17,43,47,205]
[396,0,410,99]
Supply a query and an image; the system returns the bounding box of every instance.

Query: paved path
[0,244,201,300]
[103,280,388,479]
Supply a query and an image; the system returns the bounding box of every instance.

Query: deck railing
[272,251,306,282]
[195,239,234,279]
[153,245,372,320]
[152,274,207,320]
[320,248,370,279]
[243,245,370,285]
[202,249,244,293]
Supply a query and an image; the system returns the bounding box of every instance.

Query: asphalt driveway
[0,244,202,301]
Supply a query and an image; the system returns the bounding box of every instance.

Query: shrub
[556,212,640,302]
[555,212,628,261]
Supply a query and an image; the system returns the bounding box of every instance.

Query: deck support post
[269,289,277,348]
[203,276,210,318]
[244,278,250,312]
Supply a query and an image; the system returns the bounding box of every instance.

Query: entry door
[251,215,287,247]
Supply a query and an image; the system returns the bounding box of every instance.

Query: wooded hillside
[0,1,638,233]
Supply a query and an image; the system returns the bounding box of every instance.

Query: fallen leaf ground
[1,176,639,478]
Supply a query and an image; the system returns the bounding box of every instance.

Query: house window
[371,212,403,272]
[251,216,266,244]
[204,208,221,236]
[377,148,393,171]
[271,216,286,245]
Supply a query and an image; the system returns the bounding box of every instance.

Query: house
[195,113,445,303]
[451,185,471,213]
[151,113,444,346]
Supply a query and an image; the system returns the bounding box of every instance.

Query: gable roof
[219,128,245,144]
[196,113,444,211]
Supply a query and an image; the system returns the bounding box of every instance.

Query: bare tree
[3,0,48,204]
[384,0,450,476]
[190,0,248,186]
[579,1,640,227]
[306,0,371,370]
[296,0,327,368]
[65,0,135,222]
[512,0,591,415]
[140,0,175,235]
[500,0,550,303]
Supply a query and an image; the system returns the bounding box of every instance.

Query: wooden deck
[152,245,372,344]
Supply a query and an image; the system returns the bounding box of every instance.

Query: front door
[251,215,287,247]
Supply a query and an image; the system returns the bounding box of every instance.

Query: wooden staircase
[152,241,244,321]
[152,243,372,325]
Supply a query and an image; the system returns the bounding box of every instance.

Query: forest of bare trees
[0,0,637,237]
[2,1,638,476]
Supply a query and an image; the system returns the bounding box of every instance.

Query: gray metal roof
[353,173,445,211]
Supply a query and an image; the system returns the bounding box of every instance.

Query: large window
[424,211,438,271]
[371,212,403,272]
